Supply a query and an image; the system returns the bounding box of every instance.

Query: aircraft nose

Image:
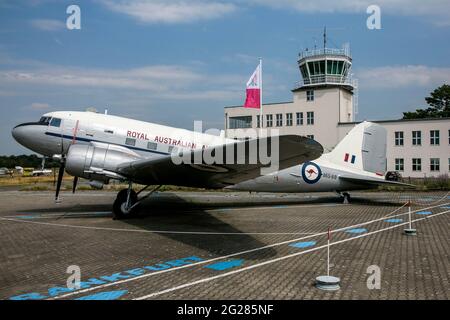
[11,124,28,145]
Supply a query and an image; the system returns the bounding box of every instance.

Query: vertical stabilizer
[326,122,387,174]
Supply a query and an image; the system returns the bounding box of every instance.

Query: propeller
[69,120,80,195]
[55,119,80,201]
[55,159,65,202]
[72,176,78,194]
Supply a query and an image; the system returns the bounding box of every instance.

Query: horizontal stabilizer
[339,175,416,188]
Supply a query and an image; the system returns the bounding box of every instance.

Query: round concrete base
[404,228,417,236]
[315,275,341,291]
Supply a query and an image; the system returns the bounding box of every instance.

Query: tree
[403,84,450,119]
[0,155,60,168]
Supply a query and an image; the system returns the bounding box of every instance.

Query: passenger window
[147,142,157,150]
[125,138,136,146]
[50,118,61,127]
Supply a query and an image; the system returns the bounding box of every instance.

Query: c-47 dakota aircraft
[12,111,411,219]
[12,111,323,218]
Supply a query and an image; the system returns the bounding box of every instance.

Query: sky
[0,0,449,155]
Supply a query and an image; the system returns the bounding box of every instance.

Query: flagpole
[259,57,263,136]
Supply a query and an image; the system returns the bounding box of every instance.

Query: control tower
[293,28,357,122]
[295,28,354,91]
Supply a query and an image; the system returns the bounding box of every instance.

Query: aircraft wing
[116,135,323,188]
[339,175,416,188]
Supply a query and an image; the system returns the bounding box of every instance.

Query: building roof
[338,117,450,125]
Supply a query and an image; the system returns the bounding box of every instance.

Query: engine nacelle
[66,143,141,182]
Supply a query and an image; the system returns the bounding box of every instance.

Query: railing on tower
[293,74,354,90]
[298,47,351,60]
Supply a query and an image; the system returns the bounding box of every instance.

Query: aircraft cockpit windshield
[49,117,61,127]
[38,116,51,125]
[38,116,62,127]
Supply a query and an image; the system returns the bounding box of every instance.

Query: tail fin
[326,122,387,174]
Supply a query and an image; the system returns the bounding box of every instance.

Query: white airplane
[12,111,411,219]
[11,111,323,218]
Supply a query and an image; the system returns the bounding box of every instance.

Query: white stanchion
[404,201,417,235]
[315,227,340,291]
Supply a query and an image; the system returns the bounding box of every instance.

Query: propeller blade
[72,176,78,194]
[55,161,65,202]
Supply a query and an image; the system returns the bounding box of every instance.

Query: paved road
[0,190,448,300]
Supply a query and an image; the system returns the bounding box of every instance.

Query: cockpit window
[50,118,61,127]
[39,117,51,125]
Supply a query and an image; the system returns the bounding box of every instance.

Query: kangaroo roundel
[301,162,322,184]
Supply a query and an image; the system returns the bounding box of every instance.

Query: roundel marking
[301,161,322,184]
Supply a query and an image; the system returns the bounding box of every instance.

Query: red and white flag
[244,62,261,109]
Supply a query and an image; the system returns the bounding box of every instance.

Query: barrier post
[404,200,417,235]
[315,226,340,291]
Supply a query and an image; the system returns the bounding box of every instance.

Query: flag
[244,63,261,109]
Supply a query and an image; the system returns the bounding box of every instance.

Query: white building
[224,45,450,178]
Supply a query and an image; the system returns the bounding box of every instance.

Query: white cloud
[247,0,450,25]
[28,102,51,110]
[101,0,236,24]
[0,65,202,91]
[0,63,246,101]
[357,65,450,88]
[30,19,65,31]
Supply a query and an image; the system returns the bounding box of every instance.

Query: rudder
[326,122,387,174]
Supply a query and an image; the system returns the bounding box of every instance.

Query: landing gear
[342,192,351,204]
[113,188,138,220]
[112,183,162,220]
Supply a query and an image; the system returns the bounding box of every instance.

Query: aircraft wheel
[113,189,138,220]
[342,192,351,203]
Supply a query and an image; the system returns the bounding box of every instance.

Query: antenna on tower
[302,26,344,50]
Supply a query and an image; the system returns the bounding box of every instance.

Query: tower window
[256,115,261,128]
[306,90,314,101]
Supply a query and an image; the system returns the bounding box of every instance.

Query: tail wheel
[113,189,138,220]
